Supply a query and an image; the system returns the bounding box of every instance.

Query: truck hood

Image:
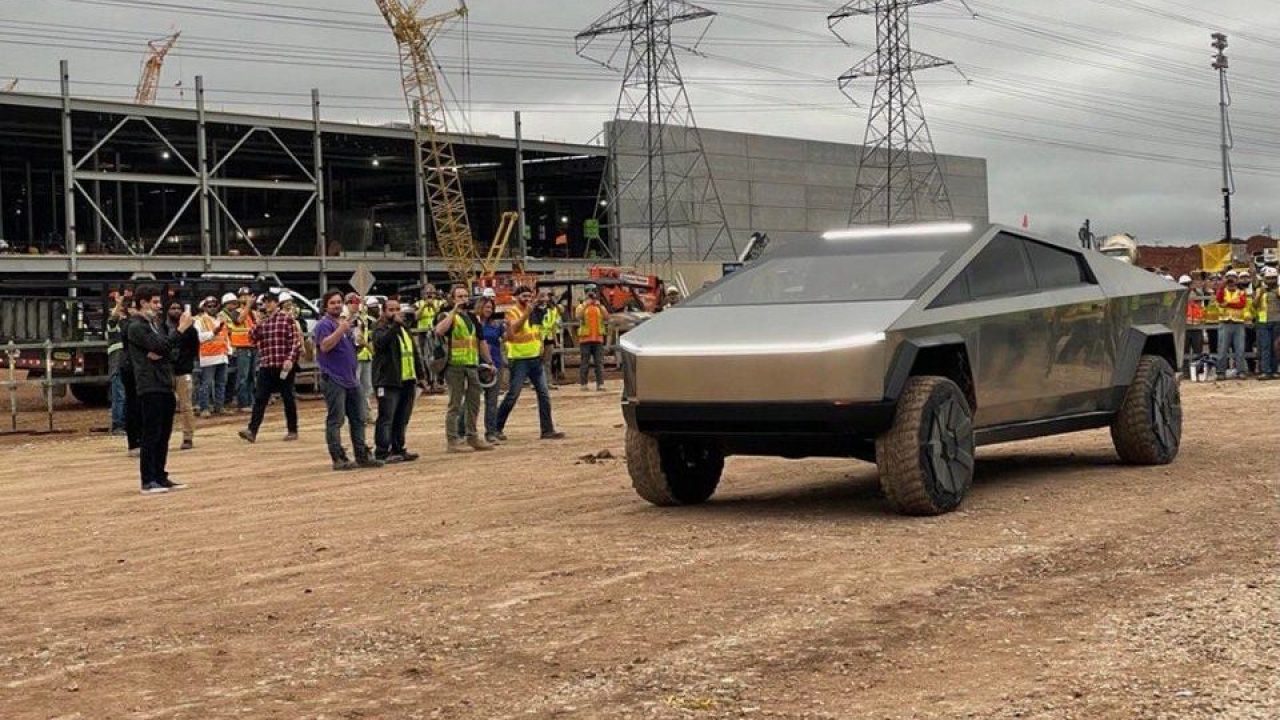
[620,301,912,357]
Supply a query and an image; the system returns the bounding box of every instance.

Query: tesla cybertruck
[619,223,1187,516]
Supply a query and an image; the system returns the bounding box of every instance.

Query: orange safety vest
[577,303,608,343]
[224,308,255,349]
[1186,299,1205,325]
[197,314,230,358]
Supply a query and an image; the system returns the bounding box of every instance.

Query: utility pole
[1212,32,1235,250]
[829,0,964,227]
[576,0,736,264]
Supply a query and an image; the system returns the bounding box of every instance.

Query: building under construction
[0,86,989,295]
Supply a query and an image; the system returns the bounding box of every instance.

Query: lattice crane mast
[374,0,479,283]
[134,31,180,105]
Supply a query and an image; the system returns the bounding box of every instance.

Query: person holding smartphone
[125,285,194,495]
[239,291,302,444]
[435,285,494,453]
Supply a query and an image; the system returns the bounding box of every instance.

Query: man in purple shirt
[315,290,383,471]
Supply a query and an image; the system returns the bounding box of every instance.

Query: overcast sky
[3,0,1279,244]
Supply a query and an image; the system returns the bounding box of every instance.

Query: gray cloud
[2,0,1277,244]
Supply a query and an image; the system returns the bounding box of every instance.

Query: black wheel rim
[1150,371,1178,454]
[924,395,974,495]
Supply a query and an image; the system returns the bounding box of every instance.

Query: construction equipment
[373,0,479,284]
[481,211,519,277]
[134,31,180,105]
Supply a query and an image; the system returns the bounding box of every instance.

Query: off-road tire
[875,376,975,516]
[1111,354,1181,465]
[69,382,110,407]
[626,428,724,506]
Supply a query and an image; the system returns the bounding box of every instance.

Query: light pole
[1212,32,1235,249]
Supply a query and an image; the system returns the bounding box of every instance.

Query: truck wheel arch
[884,336,977,412]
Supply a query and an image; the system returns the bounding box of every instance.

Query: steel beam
[60,61,77,276]
[412,101,428,285]
[196,76,212,271]
[312,88,328,295]
[515,110,528,261]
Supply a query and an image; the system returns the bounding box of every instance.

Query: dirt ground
[0,380,1275,720]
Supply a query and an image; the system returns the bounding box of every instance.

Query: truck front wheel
[876,376,975,516]
[626,428,724,506]
[70,382,111,407]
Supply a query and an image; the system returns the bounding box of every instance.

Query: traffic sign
[349,264,376,296]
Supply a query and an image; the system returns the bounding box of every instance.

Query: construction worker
[539,289,564,386]
[194,295,232,417]
[576,284,611,391]
[1180,275,1207,379]
[346,293,375,413]
[224,286,258,413]
[415,286,444,392]
[239,291,302,444]
[372,297,425,462]
[1216,270,1249,379]
[495,285,565,441]
[106,291,130,435]
[314,290,383,471]
[435,285,495,453]
[1256,267,1280,379]
[166,299,199,450]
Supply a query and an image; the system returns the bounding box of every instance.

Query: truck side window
[1023,239,1093,289]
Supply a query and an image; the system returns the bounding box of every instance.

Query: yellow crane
[134,31,180,105]
[374,0,479,283]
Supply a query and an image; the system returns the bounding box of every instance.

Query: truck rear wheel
[626,428,723,506]
[876,376,975,516]
[1111,354,1181,464]
[70,382,110,407]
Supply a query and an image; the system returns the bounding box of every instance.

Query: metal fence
[2,339,109,433]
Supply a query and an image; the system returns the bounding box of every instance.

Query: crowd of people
[109,281,621,495]
[1180,266,1280,380]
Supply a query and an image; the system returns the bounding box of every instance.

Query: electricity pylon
[374,0,479,282]
[577,0,736,264]
[134,31,180,105]
[830,0,962,226]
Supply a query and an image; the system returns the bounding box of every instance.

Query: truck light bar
[822,223,973,241]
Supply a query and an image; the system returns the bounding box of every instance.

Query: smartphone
[184,303,191,314]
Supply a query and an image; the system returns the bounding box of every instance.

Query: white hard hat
[1225,270,1238,278]
[365,296,380,307]
[1264,267,1279,279]
[221,292,238,305]
[277,290,294,303]
[1178,274,1192,285]
[482,287,496,298]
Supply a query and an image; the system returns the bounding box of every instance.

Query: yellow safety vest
[541,306,561,341]
[1221,289,1247,323]
[449,314,478,367]
[356,313,373,362]
[1255,290,1274,323]
[504,307,542,360]
[416,299,441,331]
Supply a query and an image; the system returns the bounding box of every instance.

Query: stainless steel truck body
[620,223,1187,515]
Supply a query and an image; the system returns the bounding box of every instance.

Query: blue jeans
[1217,323,1247,375]
[109,369,127,430]
[1258,321,1279,375]
[321,374,369,461]
[496,358,555,435]
[197,363,228,412]
[233,349,257,409]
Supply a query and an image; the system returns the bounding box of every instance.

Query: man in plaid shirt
[239,291,302,443]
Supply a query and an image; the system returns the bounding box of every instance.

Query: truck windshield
[685,233,975,307]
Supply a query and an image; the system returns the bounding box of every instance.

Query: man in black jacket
[126,285,194,494]
[371,297,425,463]
[166,300,200,450]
